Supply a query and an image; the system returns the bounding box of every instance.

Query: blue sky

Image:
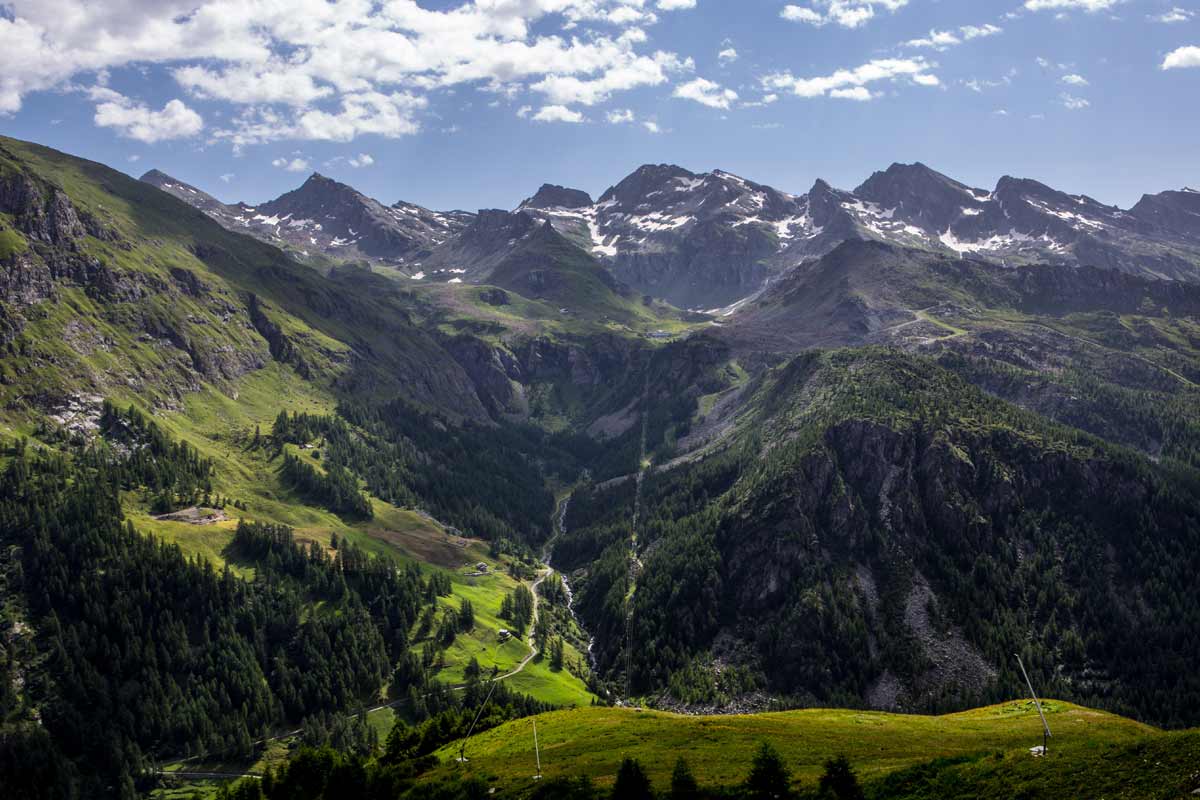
[1,0,1197,211]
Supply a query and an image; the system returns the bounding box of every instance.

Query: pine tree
[818,755,863,800]
[746,742,791,800]
[612,757,653,800]
[670,757,699,800]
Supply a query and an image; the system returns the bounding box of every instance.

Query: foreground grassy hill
[429,701,1199,798]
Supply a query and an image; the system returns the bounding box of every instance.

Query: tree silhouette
[612,757,653,800]
[670,757,699,800]
[745,742,791,800]
[818,755,864,800]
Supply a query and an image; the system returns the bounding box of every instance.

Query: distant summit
[140,168,470,269]
[522,184,593,209]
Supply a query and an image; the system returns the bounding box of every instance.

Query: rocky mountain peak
[1130,187,1200,238]
[139,169,229,215]
[857,162,977,198]
[598,163,697,209]
[139,168,173,184]
[855,162,984,234]
[274,172,364,207]
[523,184,594,209]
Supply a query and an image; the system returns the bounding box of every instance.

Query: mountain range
[3,133,1200,797]
[146,161,1200,309]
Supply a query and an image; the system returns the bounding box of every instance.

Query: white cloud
[642,120,662,133]
[673,77,738,109]
[272,157,310,172]
[781,1,910,29]
[348,153,374,167]
[905,23,1001,50]
[90,87,203,143]
[220,173,235,182]
[1024,0,1120,12]
[127,154,141,162]
[1061,73,1089,85]
[962,24,1003,40]
[530,50,692,106]
[606,108,635,123]
[174,63,332,107]
[763,57,938,99]
[516,105,534,118]
[0,0,698,147]
[1060,92,1091,109]
[1150,7,1193,23]
[1162,45,1200,69]
[905,30,961,50]
[780,6,825,24]
[295,92,425,142]
[964,68,1017,92]
[531,104,585,123]
[830,86,873,100]
[718,47,739,64]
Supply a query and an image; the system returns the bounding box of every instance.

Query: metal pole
[1014,654,1051,756]
[459,677,500,764]
[533,718,542,780]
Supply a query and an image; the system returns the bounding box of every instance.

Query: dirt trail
[495,567,550,680]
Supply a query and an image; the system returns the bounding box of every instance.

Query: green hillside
[430,701,1192,796]
[181,700,1198,800]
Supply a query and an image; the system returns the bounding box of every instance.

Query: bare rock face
[1,170,85,247]
[522,183,593,210]
[1130,188,1200,240]
[444,335,528,418]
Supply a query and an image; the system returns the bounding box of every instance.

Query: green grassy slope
[430,700,1181,794]
[0,135,490,419]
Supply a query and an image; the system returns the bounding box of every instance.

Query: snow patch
[624,211,694,232]
[590,218,620,257]
[671,176,706,193]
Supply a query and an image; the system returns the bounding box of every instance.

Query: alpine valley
[3,134,1200,799]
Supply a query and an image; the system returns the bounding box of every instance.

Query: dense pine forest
[561,350,1200,726]
[0,410,552,799]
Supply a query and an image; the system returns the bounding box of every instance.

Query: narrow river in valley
[543,491,595,668]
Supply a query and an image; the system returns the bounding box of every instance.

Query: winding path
[494,567,550,680]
